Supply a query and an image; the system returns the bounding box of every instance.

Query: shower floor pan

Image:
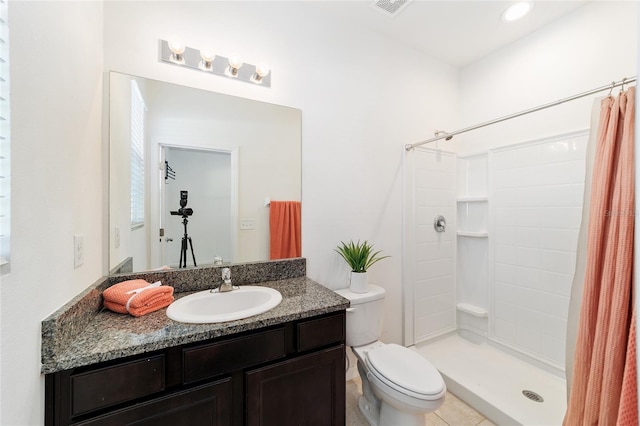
[412,334,566,425]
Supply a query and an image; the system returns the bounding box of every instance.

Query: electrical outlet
[114,226,120,248]
[74,235,84,269]
[240,219,255,230]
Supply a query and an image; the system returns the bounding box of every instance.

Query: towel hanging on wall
[269,201,301,260]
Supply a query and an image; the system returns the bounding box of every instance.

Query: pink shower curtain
[564,87,636,425]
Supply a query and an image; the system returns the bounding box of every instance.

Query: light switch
[240,219,255,230]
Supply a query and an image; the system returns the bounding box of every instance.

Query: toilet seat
[365,343,445,401]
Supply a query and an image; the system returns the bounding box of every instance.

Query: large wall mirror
[109,72,301,274]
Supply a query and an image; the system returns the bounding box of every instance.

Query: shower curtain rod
[405,76,637,151]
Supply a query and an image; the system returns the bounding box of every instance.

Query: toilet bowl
[336,285,446,426]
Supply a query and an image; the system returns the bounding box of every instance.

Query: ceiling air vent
[371,0,412,17]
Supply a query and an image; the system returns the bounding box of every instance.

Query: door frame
[150,140,238,269]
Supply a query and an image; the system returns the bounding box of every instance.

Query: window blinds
[130,81,146,229]
[0,0,10,274]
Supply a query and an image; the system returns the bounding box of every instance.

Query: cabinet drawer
[71,355,165,416]
[183,328,286,383]
[75,379,232,426]
[296,312,345,352]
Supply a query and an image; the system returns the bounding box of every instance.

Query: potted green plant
[335,240,389,293]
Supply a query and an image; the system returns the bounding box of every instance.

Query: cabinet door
[75,379,232,426]
[246,345,345,426]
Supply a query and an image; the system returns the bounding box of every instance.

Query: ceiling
[315,0,590,68]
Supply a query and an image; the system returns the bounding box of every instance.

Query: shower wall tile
[494,318,517,342]
[412,149,456,343]
[495,281,518,304]
[416,258,454,280]
[415,291,455,317]
[490,132,588,369]
[539,229,580,251]
[416,188,453,206]
[515,267,541,288]
[418,169,456,189]
[415,310,455,339]
[415,276,451,299]
[494,263,517,283]
[457,154,488,196]
[417,241,455,261]
[539,271,573,297]
[456,237,488,308]
[457,201,488,232]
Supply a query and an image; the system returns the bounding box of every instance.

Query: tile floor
[346,377,496,426]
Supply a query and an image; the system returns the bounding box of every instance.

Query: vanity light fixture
[225,56,243,77]
[199,49,215,71]
[159,39,271,88]
[250,63,270,84]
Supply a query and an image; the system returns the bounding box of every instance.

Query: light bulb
[502,1,533,22]
[199,49,215,70]
[228,56,243,69]
[225,55,243,77]
[255,63,270,77]
[168,38,186,65]
[168,39,185,55]
[251,63,271,84]
[200,49,215,63]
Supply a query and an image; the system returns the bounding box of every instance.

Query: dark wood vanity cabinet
[45,310,346,426]
[246,346,345,426]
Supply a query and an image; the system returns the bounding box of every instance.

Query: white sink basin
[166,286,282,324]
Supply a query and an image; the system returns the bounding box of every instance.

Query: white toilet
[336,284,446,426]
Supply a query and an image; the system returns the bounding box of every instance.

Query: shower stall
[403,130,589,425]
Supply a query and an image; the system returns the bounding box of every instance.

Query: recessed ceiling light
[502,1,534,22]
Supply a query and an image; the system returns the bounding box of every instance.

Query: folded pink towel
[103,279,174,317]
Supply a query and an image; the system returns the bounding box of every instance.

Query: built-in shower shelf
[456,303,488,318]
[456,196,488,202]
[457,231,489,238]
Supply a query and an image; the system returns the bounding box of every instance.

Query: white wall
[102,1,460,347]
[2,2,104,425]
[452,1,637,155]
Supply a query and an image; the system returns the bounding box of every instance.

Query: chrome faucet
[218,267,233,292]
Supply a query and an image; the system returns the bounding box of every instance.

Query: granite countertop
[42,275,349,374]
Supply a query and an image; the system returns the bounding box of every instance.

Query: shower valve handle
[434,215,446,232]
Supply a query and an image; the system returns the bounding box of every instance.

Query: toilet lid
[365,344,445,399]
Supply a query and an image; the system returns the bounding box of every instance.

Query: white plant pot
[350,271,369,293]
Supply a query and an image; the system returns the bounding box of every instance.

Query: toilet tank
[335,284,385,347]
